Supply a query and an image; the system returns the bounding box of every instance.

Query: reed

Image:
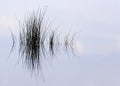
[64,32,77,55]
[9,8,77,74]
[19,9,47,71]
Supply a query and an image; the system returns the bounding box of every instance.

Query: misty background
[0,0,120,86]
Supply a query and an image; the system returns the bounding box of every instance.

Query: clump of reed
[64,32,78,56]
[10,9,77,73]
[19,9,47,71]
[48,30,60,56]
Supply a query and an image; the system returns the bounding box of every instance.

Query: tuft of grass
[9,8,78,74]
[64,32,78,55]
[49,31,55,55]
[19,9,47,72]
[48,29,60,57]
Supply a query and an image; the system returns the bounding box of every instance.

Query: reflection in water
[11,9,78,74]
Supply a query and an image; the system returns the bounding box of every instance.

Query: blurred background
[0,0,120,86]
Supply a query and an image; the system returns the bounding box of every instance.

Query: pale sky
[0,0,120,86]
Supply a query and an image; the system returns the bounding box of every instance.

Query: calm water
[0,0,120,85]
[1,32,120,86]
